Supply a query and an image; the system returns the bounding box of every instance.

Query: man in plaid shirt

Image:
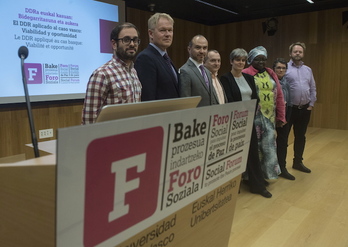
[82,23,142,124]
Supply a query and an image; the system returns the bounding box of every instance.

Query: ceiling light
[195,0,238,15]
[307,0,314,3]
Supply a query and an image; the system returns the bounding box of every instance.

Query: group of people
[81,13,317,198]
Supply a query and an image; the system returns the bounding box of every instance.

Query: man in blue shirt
[285,42,317,173]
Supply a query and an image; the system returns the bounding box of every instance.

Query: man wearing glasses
[82,22,142,124]
[135,13,180,101]
[273,58,295,180]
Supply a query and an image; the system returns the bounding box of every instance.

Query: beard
[291,55,302,61]
[116,46,137,62]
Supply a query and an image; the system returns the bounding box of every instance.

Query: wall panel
[0,101,83,158]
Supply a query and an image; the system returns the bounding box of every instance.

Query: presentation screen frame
[0,0,125,105]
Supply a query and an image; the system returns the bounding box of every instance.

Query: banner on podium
[56,100,256,247]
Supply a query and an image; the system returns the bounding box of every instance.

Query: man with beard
[180,35,219,107]
[285,42,317,173]
[82,22,142,124]
[135,13,179,101]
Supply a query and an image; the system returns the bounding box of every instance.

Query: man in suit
[179,35,219,107]
[203,50,226,104]
[135,13,180,101]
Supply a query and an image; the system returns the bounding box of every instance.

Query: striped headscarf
[247,46,267,64]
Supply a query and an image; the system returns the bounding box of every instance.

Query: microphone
[18,46,29,59]
[18,46,40,158]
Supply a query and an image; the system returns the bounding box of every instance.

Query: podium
[25,140,57,159]
[0,158,241,247]
[0,157,241,247]
[0,100,255,247]
[0,155,56,246]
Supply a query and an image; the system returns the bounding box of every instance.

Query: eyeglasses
[275,66,287,70]
[116,36,141,45]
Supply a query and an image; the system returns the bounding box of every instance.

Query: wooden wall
[1,7,347,158]
[0,101,83,158]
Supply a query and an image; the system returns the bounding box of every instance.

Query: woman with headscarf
[243,46,286,179]
[220,48,272,198]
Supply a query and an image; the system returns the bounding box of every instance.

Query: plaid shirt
[82,56,142,124]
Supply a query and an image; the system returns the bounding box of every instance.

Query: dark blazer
[134,45,180,101]
[179,59,218,107]
[220,72,258,102]
[220,72,265,192]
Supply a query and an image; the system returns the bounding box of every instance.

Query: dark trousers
[287,106,312,164]
[276,123,290,169]
[276,105,292,169]
[246,125,266,192]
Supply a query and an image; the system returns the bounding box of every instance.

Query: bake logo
[83,127,164,247]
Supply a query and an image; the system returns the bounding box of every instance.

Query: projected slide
[0,0,123,104]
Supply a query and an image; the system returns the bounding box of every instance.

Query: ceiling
[124,0,347,25]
